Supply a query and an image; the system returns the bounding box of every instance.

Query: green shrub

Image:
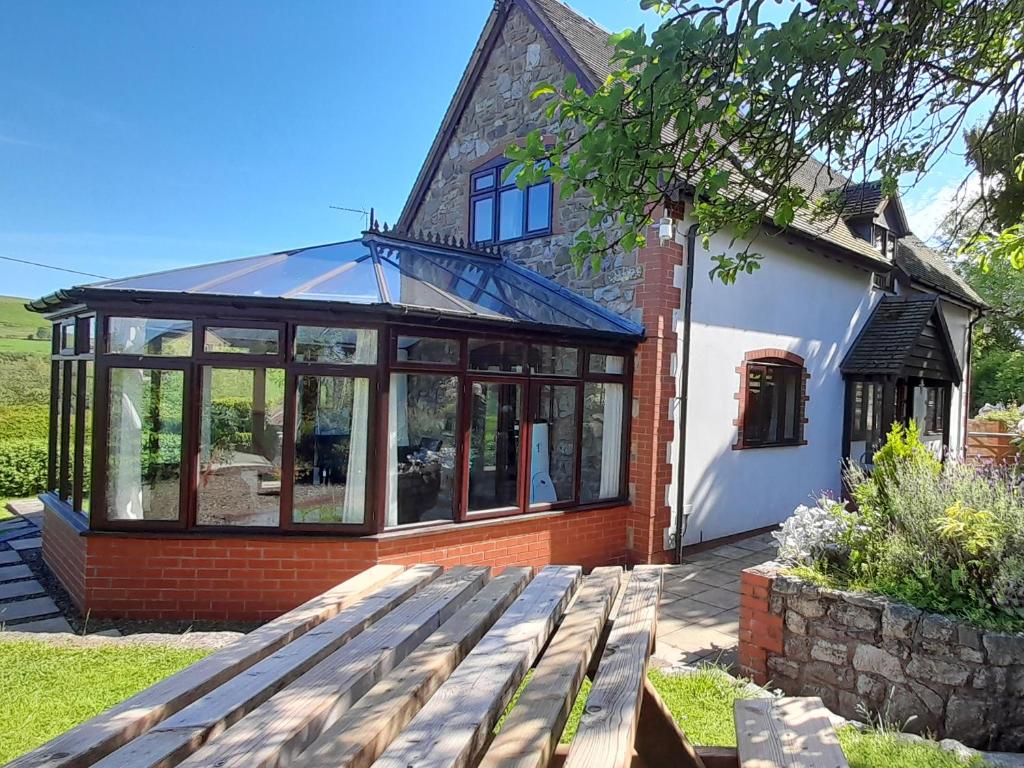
[0,404,49,442]
[790,425,1024,631]
[0,438,48,497]
[0,353,50,408]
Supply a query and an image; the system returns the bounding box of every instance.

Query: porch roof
[29,230,644,342]
[840,295,962,384]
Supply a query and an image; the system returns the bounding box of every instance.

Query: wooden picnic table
[8,563,847,768]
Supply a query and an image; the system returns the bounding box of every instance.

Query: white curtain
[338,329,375,524]
[111,368,145,519]
[386,373,408,527]
[599,383,623,498]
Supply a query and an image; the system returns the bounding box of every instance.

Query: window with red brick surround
[733,349,809,449]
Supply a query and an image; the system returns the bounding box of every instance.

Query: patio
[654,532,777,669]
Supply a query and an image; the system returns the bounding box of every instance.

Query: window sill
[39,492,89,533]
[476,230,553,248]
[732,440,807,451]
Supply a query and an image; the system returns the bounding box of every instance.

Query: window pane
[60,323,75,354]
[468,338,526,372]
[63,365,76,503]
[49,362,61,491]
[469,382,522,512]
[473,172,495,192]
[781,369,799,441]
[292,375,369,525]
[581,382,624,501]
[472,197,494,243]
[387,373,458,526]
[81,362,94,515]
[105,368,183,521]
[498,187,524,241]
[198,367,285,526]
[589,353,625,375]
[204,326,279,355]
[530,345,578,376]
[294,326,377,364]
[107,318,193,356]
[526,182,551,232]
[532,384,577,504]
[396,335,459,364]
[85,317,96,353]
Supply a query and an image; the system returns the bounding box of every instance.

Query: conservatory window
[580,382,624,501]
[468,382,522,513]
[197,367,285,527]
[387,373,459,526]
[203,326,280,356]
[107,317,193,356]
[294,326,377,364]
[292,374,370,525]
[105,368,184,522]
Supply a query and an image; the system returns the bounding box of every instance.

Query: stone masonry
[405,4,645,324]
[739,563,1024,751]
[403,3,682,565]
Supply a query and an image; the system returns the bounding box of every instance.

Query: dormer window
[873,225,894,258]
[470,160,552,244]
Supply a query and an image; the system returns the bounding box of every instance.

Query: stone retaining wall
[738,562,1024,751]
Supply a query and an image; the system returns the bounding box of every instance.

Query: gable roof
[894,235,987,308]
[400,0,982,308]
[841,295,963,383]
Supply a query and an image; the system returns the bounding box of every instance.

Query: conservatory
[32,229,641,543]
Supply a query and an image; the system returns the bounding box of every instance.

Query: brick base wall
[737,563,783,683]
[43,502,627,621]
[41,505,88,612]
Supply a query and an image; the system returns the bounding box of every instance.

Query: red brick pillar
[627,203,684,565]
[738,564,783,684]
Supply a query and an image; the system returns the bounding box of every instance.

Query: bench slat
[563,566,662,768]
[91,564,441,768]
[177,566,490,768]
[7,563,406,768]
[372,565,582,768]
[734,697,848,768]
[481,566,623,768]
[299,567,533,768]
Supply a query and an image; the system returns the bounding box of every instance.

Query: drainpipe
[962,308,983,459]
[674,223,699,563]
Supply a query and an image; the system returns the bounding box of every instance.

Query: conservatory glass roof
[33,232,643,340]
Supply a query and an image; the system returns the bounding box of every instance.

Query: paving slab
[0,596,59,623]
[0,528,34,543]
[0,550,21,566]
[0,564,33,582]
[0,520,30,534]
[0,579,45,600]
[9,537,41,551]
[2,616,73,633]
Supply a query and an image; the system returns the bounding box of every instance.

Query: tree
[508,0,1024,281]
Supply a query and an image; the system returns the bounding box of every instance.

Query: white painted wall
[675,226,881,545]
[671,230,978,545]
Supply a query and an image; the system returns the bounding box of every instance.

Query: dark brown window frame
[733,349,809,450]
[44,304,633,538]
[469,158,553,245]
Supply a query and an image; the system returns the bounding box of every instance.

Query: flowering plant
[773,495,850,566]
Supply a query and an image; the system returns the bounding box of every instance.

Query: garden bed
[740,562,1024,750]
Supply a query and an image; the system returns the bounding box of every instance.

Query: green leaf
[530,83,556,100]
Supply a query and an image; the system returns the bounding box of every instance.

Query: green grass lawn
[0,337,49,355]
[0,640,209,763]
[558,668,981,767]
[0,640,984,767]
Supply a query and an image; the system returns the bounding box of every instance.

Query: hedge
[0,404,49,442]
[0,438,47,498]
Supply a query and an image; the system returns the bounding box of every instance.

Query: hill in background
[0,296,50,354]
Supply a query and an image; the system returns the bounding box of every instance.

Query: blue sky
[0,1,977,300]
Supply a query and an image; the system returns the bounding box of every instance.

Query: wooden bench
[8,564,847,768]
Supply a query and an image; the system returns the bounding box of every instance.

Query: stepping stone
[9,537,41,551]
[0,579,45,600]
[4,616,72,633]
[0,551,20,566]
[0,520,29,533]
[0,527,32,543]
[0,596,58,623]
[0,564,32,582]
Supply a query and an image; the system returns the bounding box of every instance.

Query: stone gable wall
[405,5,643,323]
[739,563,1024,751]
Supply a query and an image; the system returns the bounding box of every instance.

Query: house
[31,0,983,620]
